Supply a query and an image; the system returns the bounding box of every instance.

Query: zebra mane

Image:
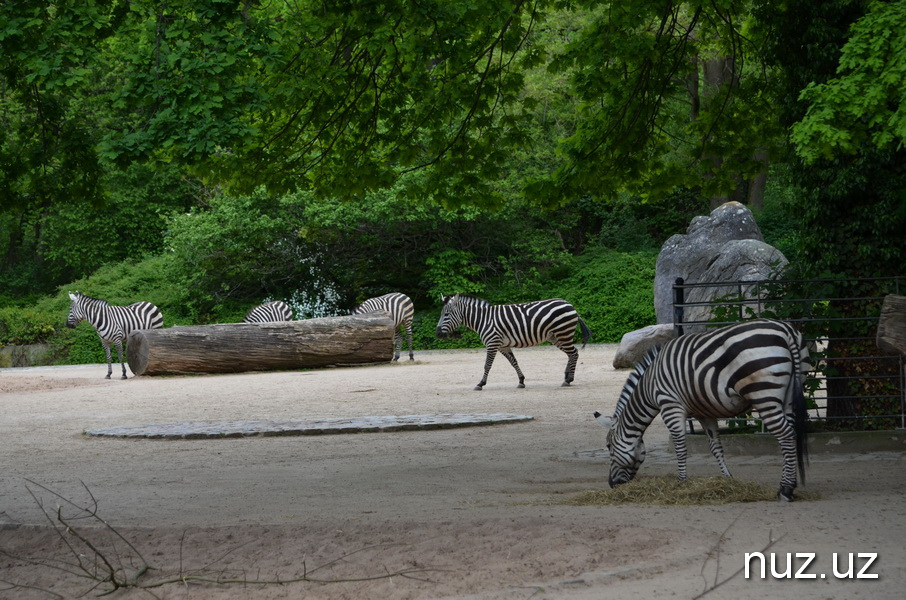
[446,294,490,307]
[613,344,661,421]
[70,291,110,306]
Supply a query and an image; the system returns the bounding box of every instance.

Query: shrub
[550,247,658,343]
[0,307,59,345]
[410,247,657,350]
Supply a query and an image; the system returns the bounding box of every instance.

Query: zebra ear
[593,411,614,429]
[69,292,77,301]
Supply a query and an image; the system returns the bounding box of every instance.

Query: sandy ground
[1,344,905,599]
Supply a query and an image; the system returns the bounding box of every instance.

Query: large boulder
[681,239,788,328]
[654,201,786,325]
[613,324,675,369]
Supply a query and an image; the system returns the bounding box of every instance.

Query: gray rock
[613,324,676,369]
[681,240,788,329]
[654,202,784,325]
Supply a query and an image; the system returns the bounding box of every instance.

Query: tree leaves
[792,1,906,162]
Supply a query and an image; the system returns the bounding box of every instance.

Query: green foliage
[0,0,117,210]
[546,247,658,343]
[411,309,483,351]
[528,1,785,206]
[423,249,486,300]
[791,1,906,162]
[751,167,801,260]
[0,306,58,345]
[412,246,658,350]
[165,187,316,319]
[783,147,906,280]
[0,162,197,297]
[57,323,108,366]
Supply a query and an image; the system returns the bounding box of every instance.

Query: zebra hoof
[105,374,111,380]
[777,487,796,502]
[517,383,525,389]
[561,381,571,387]
[121,375,128,380]
[474,385,484,391]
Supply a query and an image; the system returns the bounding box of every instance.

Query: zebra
[243,300,293,323]
[594,318,811,502]
[65,292,164,379]
[436,294,591,390]
[353,292,415,361]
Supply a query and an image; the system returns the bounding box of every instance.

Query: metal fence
[672,276,906,431]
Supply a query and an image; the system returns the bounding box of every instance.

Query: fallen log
[877,294,906,355]
[126,313,396,376]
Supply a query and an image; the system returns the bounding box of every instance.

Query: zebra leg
[700,418,732,477]
[102,340,113,379]
[500,349,526,388]
[392,330,402,361]
[662,407,690,482]
[561,346,579,386]
[475,348,499,390]
[115,339,128,379]
[405,323,414,361]
[755,402,799,502]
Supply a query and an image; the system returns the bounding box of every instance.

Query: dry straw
[564,476,819,506]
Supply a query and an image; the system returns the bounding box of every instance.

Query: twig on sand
[1,480,444,597]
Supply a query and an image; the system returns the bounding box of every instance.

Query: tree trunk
[747,149,769,210]
[126,313,396,376]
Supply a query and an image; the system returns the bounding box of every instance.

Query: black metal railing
[672,276,906,431]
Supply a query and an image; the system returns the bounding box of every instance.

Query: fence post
[673,277,685,337]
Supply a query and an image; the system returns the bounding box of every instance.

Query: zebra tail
[793,373,809,484]
[577,317,592,349]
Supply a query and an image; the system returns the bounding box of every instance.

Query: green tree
[761,0,905,429]
[790,1,906,163]
[0,0,123,210]
[527,1,785,208]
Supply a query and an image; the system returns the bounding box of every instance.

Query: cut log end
[877,294,906,355]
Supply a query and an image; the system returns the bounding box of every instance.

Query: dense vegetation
[1,1,904,371]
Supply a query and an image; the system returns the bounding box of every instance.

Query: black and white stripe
[436,294,591,390]
[243,301,293,323]
[65,292,164,379]
[353,293,415,361]
[595,319,811,501]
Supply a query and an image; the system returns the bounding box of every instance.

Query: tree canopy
[1,0,845,210]
[791,0,906,163]
[1,0,904,304]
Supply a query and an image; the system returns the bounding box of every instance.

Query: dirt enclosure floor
[1,344,905,599]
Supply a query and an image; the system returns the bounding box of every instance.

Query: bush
[410,247,658,351]
[549,247,658,343]
[0,307,59,345]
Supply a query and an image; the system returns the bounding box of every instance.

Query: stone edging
[84,413,534,439]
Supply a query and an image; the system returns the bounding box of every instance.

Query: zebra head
[66,292,86,329]
[435,294,464,339]
[594,411,647,487]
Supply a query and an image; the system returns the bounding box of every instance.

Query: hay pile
[564,476,818,506]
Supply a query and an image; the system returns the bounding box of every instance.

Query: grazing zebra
[436,294,591,390]
[65,292,164,380]
[353,292,415,361]
[243,300,293,323]
[594,319,811,502]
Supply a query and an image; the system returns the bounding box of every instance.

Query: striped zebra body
[66,292,164,379]
[595,319,810,501]
[436,294,591,390]
[244,301,293,323]
[353,293,415,361]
